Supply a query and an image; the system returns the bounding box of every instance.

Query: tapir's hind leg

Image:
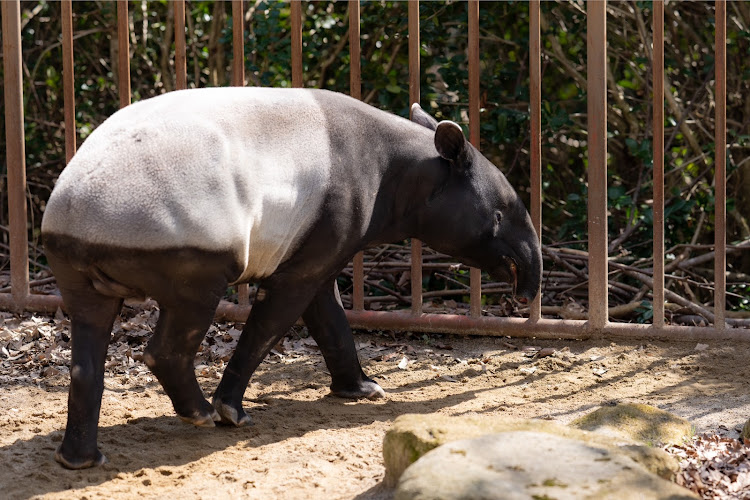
[302,281,384,399]
[144,287,224,427]
[48,254,123,470]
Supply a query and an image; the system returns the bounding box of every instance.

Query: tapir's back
[42,87,338,281]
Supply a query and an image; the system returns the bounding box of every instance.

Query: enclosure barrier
[0,1,745,341]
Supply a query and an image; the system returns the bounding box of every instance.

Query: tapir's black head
[410,104,542,301]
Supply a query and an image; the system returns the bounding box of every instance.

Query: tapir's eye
[494,210,503,225]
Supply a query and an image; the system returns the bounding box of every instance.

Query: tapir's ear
[410,103,439,131]
[434,121,467,163]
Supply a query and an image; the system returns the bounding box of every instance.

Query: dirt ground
[2,308,750,499]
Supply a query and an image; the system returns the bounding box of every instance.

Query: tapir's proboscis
[41,87,542,469]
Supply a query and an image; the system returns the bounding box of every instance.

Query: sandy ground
[2,311,750,499]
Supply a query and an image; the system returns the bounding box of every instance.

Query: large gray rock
[383,413,679,486]
[571,403,694,446]
[395,431,698,500]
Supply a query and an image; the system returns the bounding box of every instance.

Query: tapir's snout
[490,249,540,302]
[491,214,542,303]
[514,236,542,302]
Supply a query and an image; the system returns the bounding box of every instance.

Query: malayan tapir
[41,87,542,469]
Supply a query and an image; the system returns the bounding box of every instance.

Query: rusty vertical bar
[232,0,245,87]
[586,0,608,330]
[62,0,76,163]
[350,1,365,312]
[117,0,131,107]
[231,0,250,306]
[468,0,482,318]
[291,1,303,88]
[349,1,361,100]
[408,0,423,316]
[714,1,726,329]
[175,0,187,90]
[2,0,30,308]
[529,0,542,321]
[408,1,420,105]
[652,1,665,328]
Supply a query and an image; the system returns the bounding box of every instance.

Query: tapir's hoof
[331,380,386,400]
[212,398,252,427]
[178,408,220,428]
[54,446,107,470]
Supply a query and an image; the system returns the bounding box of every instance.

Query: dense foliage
[1,1,748,318]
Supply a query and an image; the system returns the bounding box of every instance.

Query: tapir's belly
[42,88,333,282]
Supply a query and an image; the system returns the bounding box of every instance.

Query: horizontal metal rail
[0,1,745,341]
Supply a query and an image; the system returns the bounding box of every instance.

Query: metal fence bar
[408,0,423,316]
[350,0,365,312]
[468,0,482,318]
[117,1,131,108]
[231,0,250,306]
[62,0,76,163]
[714,1,726,329]
[652,1,665,328]
[529,0,542,321]
[175,0,187,90]
[586,0,609,330]
[1,0,29,309]
[291,1,303,88]
[232,0,245,87]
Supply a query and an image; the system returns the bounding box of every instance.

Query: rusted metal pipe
[349,0,365,312]
[652,1,665,327]
[349,0,361,100]
[529,0,542,322]
[232,0,245,87]
[175,0,187,90]
[62,0,76,163]
[0,293,60,314]
[291,1,303,88]
[467,0,482,318]
[408,0,423,317]
[230,0,250,306]
[117,0,131,107]
[4,292,748,342]
[586,0,608,329]
[714,1,727,329]
[2,0,30,310]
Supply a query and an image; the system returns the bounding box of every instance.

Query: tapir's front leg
[212,275,321,426]
[302,281,384,399]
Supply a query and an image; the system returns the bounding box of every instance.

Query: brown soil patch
[2,309,750,499]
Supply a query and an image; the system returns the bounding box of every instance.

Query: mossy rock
[741,419,750,441]
[571,403,694,446]
[383,413,680,487]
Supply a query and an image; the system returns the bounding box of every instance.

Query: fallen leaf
[397,357,409,370]
[535,347,556,358]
